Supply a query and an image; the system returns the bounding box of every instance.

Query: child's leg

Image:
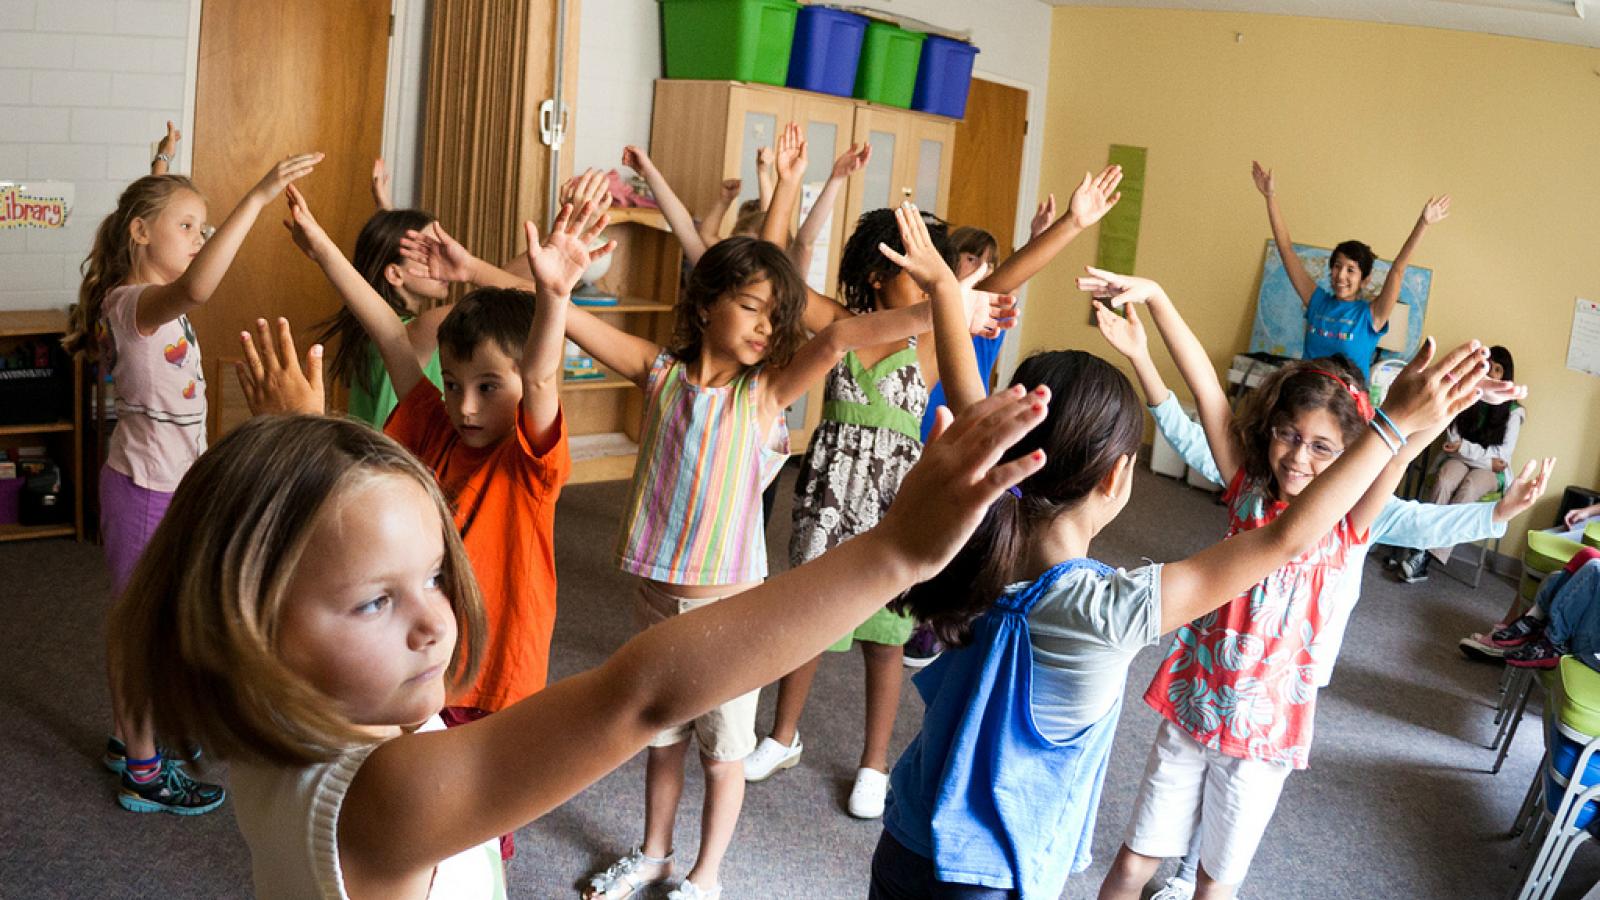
[681,684,760,890]
[99,466,174,762]
[769,656,820,747]
[1431,465,1502,565]
[1191,748,1293,897]
[1100,721,1208,900]
[643,740,690,860]
[860,640,904,771]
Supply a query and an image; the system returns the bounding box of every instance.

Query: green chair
[1585,520,1600,550]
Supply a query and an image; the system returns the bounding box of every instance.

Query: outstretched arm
[979,165,1122,295]
[762,122,806,249]
[518,202,615,451]
[149,121,179,176]
[1372,195,1448,330]
[337,387,1051,897]
[790,143,869,276]
[622,146,709,264]
[136,152,323,334]
[698,178,741,248]
[283,183,425,401]
[371,158,394,211]
[1158,338,1491,631]
[1079,267,1242,484]
[1252,161,1316,306]
[1095,302,1170,407]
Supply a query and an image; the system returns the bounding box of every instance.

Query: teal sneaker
[118,759,225,815]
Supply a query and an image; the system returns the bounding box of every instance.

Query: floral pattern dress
[1143,470,1363,769]
[791,342,927,650]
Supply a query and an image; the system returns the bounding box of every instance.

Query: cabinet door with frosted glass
[906,115,956,221]
[724,86,794,234]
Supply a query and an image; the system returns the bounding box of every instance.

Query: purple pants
[99,465,174,599]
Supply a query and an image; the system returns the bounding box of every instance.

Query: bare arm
[762,122,805,248]
[1373,195,1449,330]
[756,145,775,211]
[698,178,741,248]
[1094,302,1171,406]
[1252,161,1315,306]
[136,152,323,334]
[336,387,1052,895]
[979,165,1122,296]
[149,121,179,176]
[1079,268,1242,483]
[791,143,870,275]
[283,184,425,401]
[622,145,708,264]
[1158,338,1490,631]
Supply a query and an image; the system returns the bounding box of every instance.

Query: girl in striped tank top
[568,235,982,900]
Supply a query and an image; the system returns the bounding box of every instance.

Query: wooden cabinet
[0,310,83,543]
[648,80,956,450]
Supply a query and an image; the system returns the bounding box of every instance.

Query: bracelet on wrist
[1372,409,1407,449]
[1368,418,1401,455]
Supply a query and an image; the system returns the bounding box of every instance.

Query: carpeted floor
[2,461,1595,898]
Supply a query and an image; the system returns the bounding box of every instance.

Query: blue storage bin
[911,34,979,119]
[786,6,867,97]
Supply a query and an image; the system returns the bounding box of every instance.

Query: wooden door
[946,77,1028,251]
[190,0,391,440]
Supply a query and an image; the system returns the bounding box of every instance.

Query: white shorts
[635,580,759,761]
[1124,719,1293,886]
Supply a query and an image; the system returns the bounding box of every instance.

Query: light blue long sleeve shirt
[1147,394,1506,686]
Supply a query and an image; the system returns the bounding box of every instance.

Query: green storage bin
[854,21,925,108]
[661,0,800,87]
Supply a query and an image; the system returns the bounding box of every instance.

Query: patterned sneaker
[585,847,672,900]
[103,737,203,773]
[1150,876,1195,900]
[1491,615,1546,648]
[1397,551,1430,584]
[1459,633,1507,661]
[743,734,802,783]
[117,758,225,815]
[1507,636,1563,669]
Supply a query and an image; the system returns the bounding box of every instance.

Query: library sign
[0,181,73,229]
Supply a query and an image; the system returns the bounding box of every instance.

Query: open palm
[1066,165,1123,229]
[527,202,615,297]
[1095,302,1148,360]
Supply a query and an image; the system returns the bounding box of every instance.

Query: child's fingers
[273,317,299,371]
[933,383,1027,446]
[524,220,541,256]
[877,242,910,267]
[926,405,954,444]
[253,319,282,371]
[968,387,1051,472]
[238,330,265,384]
[306,344,324,396]
[580,214,612,248]
[589,239,618,263]
[985,449,1047,497]
[233,360,255,400]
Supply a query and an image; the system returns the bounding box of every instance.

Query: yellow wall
[1028,6,1600,548]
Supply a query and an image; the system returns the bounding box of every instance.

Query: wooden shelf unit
[0,309,84,543]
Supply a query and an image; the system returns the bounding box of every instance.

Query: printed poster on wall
[0,181,74,229]
[1567,298,1600,378]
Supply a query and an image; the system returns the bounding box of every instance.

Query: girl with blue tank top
[869,207,1485,899]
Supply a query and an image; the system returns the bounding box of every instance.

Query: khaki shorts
[635,580,760,761]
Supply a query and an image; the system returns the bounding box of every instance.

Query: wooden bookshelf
[0,309,84,543]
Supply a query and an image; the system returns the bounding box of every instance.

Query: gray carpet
[3,461,1596,898]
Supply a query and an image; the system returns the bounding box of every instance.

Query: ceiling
[1043,0,1600,49]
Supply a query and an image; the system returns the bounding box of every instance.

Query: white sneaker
[743,734,802,782]
[666,878,721,900]
[848,766,889,819]
[1150,876,1195,900]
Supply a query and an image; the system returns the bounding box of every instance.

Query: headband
[1306,368,1374,421]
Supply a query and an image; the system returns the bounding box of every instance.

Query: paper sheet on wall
[1567,298,1600,377]
[799,181,833,293]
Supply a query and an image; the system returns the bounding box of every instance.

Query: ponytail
[65,175,202,359]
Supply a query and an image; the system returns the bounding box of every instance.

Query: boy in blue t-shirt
[1251,161,1449,379]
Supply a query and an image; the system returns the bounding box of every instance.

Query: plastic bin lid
[836,5,969,41]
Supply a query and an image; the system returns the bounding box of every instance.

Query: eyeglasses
[1270,426,1343,462]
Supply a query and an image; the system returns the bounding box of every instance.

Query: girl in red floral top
[1085,267,1504,900]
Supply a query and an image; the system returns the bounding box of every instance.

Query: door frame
[965,69,1039,387]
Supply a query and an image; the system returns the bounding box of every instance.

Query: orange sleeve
[383,379,451,461]
[506,401,572,494]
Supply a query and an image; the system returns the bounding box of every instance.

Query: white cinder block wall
[0,0,195,314]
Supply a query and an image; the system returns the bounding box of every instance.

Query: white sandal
[585,847,672,900]
[666,877,721,900]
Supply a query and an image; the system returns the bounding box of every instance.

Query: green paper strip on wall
[1095,145,1146,274]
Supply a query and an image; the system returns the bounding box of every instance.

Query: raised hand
[371,158,394,210]
[877,202,956,294]
[1379,338,1491,438]
[1030,194,1057,240]
[1251,160,1275,197]
[1075,265,1166,308]
[151,120,181,174]
[831,143,871,180]
[1065,165,1123,230]
[1421,194,1451,226]
[719,178,743,204]
[963,270,1017,337]
[756,145,773,175]
[1095,301,1149,362]
[561,167,612,212]
[1477,377,1528,405]
[878,384,1050,578]
[774,122,807,182]
[249,152,324,205]
[235,317,324,416]
[620,145,653,174]
[399,222,477,283]
[525,201,615,299]
[282,184,333,263]
[1494,458,1555,523]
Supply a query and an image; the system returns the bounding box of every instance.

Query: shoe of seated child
[117,757,225,815]
[585,847,672,900]
[1490,615,1546,648]
[743,733,802,783]
[1506,636,1563,669]
[1397,550,1430,584]
[1150,875,1196,900]
[1459,633,1507,662]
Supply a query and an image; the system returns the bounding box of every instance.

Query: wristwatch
[153,152,174,164]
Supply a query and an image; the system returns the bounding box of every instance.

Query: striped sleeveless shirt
[616,352,789,585]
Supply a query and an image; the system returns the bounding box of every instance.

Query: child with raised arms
[111,354,1052,898]
[68,150,322,814]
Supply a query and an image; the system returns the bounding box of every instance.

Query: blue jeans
[868,830,1019,900]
